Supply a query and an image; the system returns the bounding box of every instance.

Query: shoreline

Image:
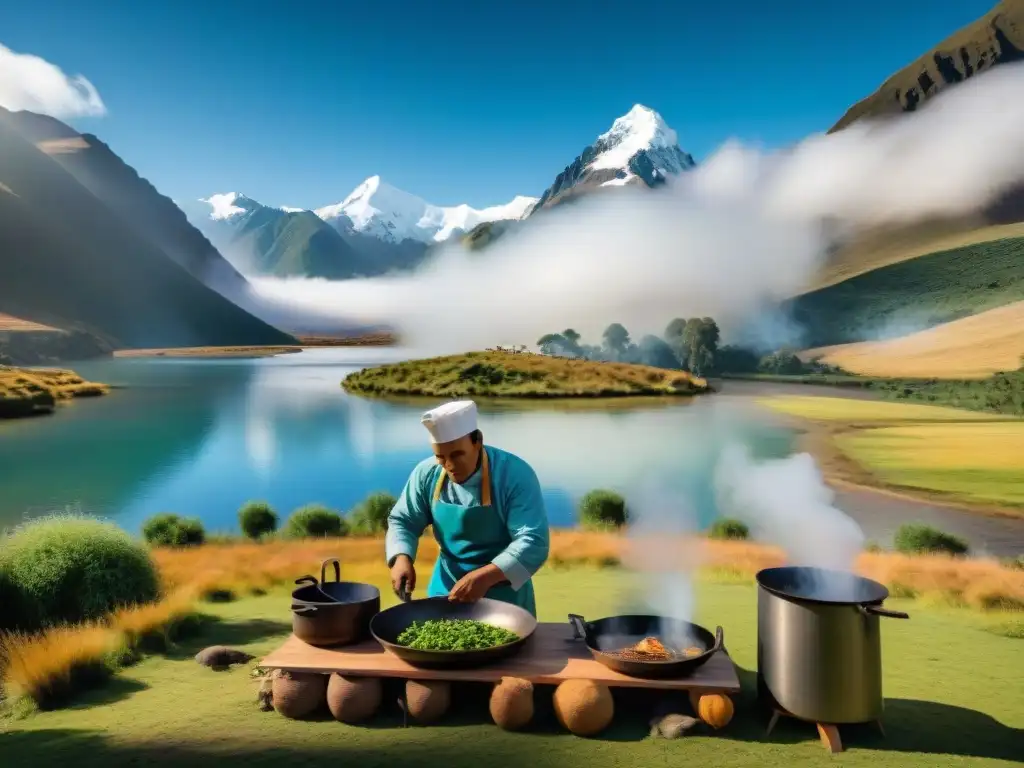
[113,334,397,359]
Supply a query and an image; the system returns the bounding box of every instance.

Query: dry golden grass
[0,623,123,705]
[756,394,1003,424]
[342,351,707,398]
[836,422,1024,507]
[153,531,1024,612]
[804,300,1024,379]
[0,589,199,707]
[0,366,110,418]
[0,312,56,332]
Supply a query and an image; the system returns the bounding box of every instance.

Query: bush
[0,514,160,630]
[141,513,205,547]
[893,523,969,556]
[707,518,749,541]
[284,504,347,539]
[578,490,629,530]
[349,492,397,535]
[238,501,278,540]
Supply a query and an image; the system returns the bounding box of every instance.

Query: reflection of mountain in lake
[0,359,248,527]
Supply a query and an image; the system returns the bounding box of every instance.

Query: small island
[0,366,110,419]
[341,350,709,398]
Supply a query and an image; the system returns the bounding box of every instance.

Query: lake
[1,348,1021,556]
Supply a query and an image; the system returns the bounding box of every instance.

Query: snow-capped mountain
[183,182,536,279]
[315,176,536,245]
[534,104,694,210]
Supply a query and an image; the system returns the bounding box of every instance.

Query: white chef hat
[421,400,478,445]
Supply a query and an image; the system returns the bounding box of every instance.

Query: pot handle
[294,575,318,587]
[321,558,341,584]
[711,625,725,652]
[859,604,910,619]
[292,604,317,615]
[567,613,589,641]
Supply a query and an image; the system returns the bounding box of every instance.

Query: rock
[649,713,700,739]
[271,669,326,719]
[326,674,382,723]
[489,677,534,731]
[404,680,451,724]
[194,646,254,670]
[552,679,614,737]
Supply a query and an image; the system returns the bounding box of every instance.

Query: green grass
[342,351,707,398]
[3,568,1022,768]
[787,236,1024,348]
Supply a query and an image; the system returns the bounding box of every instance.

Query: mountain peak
[591,104,680,172]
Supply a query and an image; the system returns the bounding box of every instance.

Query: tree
[637,335,681,369]
[537,333,567,355]
[682,317,720,377]
[663,318,689,368]
[602,323,631,357]
[758,350,804,375]
[715,345,759,374]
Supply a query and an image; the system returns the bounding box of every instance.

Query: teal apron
[426,448,537,617]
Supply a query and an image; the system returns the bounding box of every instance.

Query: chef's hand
[448,564,504,604]
[390,555,416,596]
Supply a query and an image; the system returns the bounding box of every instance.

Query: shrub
[238,501,278,540]
[0,514,160,630]
[707,518,750,541]
[578,490,629,530]
[284,504,347,539]
[349,492,397,535]
[141,513,205,547]
[893,523,969,556]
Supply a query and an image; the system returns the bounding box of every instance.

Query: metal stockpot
[756,566,909,725]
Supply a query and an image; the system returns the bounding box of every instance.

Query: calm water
[0,349,793,535]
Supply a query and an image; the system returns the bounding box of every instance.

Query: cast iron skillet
[369,578,537,669]
[290,558,381,647]
[568,613,724,679]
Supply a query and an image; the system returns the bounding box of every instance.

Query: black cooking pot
[568,613,724,679]
[291,558,380,647]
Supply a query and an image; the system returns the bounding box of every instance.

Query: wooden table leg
[816,723,843,753]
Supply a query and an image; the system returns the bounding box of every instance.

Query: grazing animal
[194,645,254,670]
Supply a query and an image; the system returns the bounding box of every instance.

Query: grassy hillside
[0,112,296,349]
[813,220,1024,292]
[806,300,1024,378]
[830,0,1024,132]
[341,350,707,398]
[788,235,1024,348]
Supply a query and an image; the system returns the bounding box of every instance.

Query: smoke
[250,63,1024,353]
[714,444,865,572]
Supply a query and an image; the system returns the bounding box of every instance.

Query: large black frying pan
[369,579,537,669]
[568,613,724,679]
[291,558,381,647]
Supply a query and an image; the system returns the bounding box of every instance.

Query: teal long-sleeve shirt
[384,445,550,591]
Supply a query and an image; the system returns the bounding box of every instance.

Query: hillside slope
[830,0,1024,132]
[788,235,1024,348]
[818,0,1024,283]
[0,115,296,349]
[804,300,1024,379]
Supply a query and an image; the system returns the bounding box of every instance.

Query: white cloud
[0,43,106,118]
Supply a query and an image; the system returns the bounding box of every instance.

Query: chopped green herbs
[396,619,519,650]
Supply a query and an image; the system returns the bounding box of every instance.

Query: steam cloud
[250,62,1024,353]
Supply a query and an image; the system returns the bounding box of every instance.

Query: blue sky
[0,0,996,209]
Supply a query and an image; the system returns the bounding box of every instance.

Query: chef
[385,400,550,617]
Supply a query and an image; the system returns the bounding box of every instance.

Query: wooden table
[262,622,741,695]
